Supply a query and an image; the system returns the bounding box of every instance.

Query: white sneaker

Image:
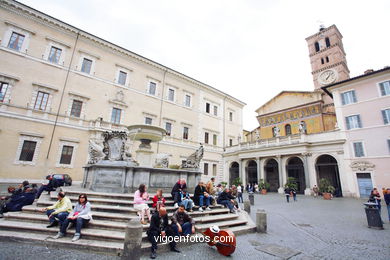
[72,234,80,242]
[198,207,203,212]
[53,232,64,239]
[174,203,179,208]
[206,207,211,211]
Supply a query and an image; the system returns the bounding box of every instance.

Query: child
[180,190,194,212]
[152,189,166,212]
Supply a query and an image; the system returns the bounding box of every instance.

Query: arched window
[325,37,330,47]
[314,42,320,52]
[326,56,329,63]
[321,58,324,64]
[285,124,292,135]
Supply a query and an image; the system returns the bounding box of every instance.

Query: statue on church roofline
[299,121,307,134]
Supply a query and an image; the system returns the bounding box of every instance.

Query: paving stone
[255,244,301,259]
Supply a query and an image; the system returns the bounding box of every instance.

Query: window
[382,109,390,125]
[145,117,152,125]
[341,90,357,105]
[34,91,49,110]
[70,100,82,118]
[59,145,74,165]
[148,82,156,95]
[285,124,292,135]
[353,142,365,157]
[19,140,37,161]
[213,134,217,145]
[388,140,390,153]
[326,56,329,63]
[111,108,121,124]
[183,127,189,140]
[0,82,9,102]
[314,42,320,52]
[168,88,175,102]
[379,81,390,96]
[212,164,217,176]
[185,94,191,107]
[118,71,127,85]
[204,132,209,144]
[325,37,331,47]
[165,122,172,136]
[48,46,62,64]
[345,115,362,130]
[321,58,324,64]
[206,102,210,113]
[213,105,218,116]
[229,112,233,121]
[8,32,25,51]
[229,138,233,146]
[81,58,92,74]
[204,163,209,175]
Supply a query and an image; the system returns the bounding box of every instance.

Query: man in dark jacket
[384,188,390,222]
[194,181,211,212]
[0,188,36,218]
[171,179,186,208]
[217,187,236,213]
[171,205,195,236]
[147,207,180,259]
[36,175,59,199]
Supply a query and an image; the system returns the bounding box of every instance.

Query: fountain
[82,125,203,193]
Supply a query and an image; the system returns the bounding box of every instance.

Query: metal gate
[356,173,373,198]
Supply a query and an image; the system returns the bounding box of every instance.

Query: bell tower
[306,25,350,89]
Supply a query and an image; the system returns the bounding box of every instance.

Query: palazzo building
[0,0,245,183]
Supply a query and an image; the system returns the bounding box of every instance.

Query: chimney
[364,69,374,74]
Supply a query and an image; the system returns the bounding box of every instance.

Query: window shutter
[380,84,386,96]
[345,117,351,130]
[382,110,389,124]
[352,91,357,103]
[341,93,346,105]
[357,115,362,128]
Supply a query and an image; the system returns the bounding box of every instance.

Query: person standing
[369,188,382,214]
[384,188,390,222]
[53,193,92,241]
[237,184,243,203]
[41,191,72,228]
[284,187,291,203]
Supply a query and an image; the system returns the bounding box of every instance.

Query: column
[239,159,246,186]
[302,153,312,195]
[257,157,264,181]
[277,156,284,194]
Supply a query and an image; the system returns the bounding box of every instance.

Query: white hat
[210,225,220,233]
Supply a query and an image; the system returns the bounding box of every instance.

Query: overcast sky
[19,0,390,130]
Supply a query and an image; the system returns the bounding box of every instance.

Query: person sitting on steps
[134,184,151,225]
[171,204,195,236]
[41,191,72,228]
[217,187,236,213]
[36,175,59,199]
[152,189,166,213]
[171,179,186,209]
[147,207,180,259]
[179,190,194,212]
[53,193,92,242]
[194,181,211,212]
[0,187,36,218]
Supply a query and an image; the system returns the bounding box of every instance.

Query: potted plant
[258,179,270,194]
[285,177,298,191]
[318,178,335,200]
[232,178,242,187]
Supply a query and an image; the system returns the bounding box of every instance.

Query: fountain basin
[127,125,166,143]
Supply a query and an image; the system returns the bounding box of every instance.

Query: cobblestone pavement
[1,193,389,260]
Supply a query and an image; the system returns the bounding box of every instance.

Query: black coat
[171,182,187,194]
[217,191,235,202]
[193,185,206,205]
[147,211,169,234]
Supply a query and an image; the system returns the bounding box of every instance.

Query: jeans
[46,209,69,226]
[237,192,243,203]
[198,195,210,207]
[218,200,234,210]
[60,217,89,235]
[387,204,390,221]
[285,195,290,203]
[172,222,192,236]
[180,199,193,210]
[172,192,181,204]
[36,185,55,199]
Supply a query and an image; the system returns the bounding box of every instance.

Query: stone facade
[0,0,245,184]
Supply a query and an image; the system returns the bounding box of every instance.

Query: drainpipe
[45,31,80,165]
[156,68,168,153]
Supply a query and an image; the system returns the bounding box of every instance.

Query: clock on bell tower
[306,24,350,89]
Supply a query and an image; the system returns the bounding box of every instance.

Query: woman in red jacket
[152,189,166,212]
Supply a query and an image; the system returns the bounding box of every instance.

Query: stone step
[195,219,249,231]
[48,194,175,206]
[61,189,174,200]
[5,210,239,230]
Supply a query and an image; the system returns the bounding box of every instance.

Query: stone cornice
[309,42,346,57]
[305,24,342,41]
[311,61,350,75]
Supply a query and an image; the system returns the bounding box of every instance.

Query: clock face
[318,69,338,85]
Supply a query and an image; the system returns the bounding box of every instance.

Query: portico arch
[229,162,239,185]
[246,160,258,185]
[286,157,306,194]
[264,159,279,192]
[315,154,342,197]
